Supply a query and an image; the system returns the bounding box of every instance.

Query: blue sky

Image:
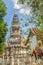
[3,0,36,40]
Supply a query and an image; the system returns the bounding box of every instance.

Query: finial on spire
[11,13,20,26]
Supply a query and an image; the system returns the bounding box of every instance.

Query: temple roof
[31,28,43,40]
[26,28,43,43]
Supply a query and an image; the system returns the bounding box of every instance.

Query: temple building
[26,28,43,55]
[4,13,30,65]
[0,14,43,65]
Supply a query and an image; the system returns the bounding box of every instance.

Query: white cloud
[14,4,21,9]
[20,8,30,15]
[12,0,18,3]
[12,0,23,9]
[12,0,30,15]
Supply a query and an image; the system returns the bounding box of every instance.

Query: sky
[2,0,36,50]
[3,0,36,39]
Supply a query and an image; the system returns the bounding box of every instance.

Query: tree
[0,0,8,54]
[0,0,7,19]
[18,0,43,31]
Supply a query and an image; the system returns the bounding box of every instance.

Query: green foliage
[25,22,29,27]
[38,23,43,31]
[18,0,25,4]
[0,0,7,19]
[0,0,8,55]
[18,0,43,31]
[0,42,6,54]
[0,21,8,42]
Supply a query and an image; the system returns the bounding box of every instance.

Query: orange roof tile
[31,28,43,40]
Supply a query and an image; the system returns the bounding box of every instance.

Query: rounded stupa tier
[10,26,22,35]
[12,13,20,24]
[8,34,22,45]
